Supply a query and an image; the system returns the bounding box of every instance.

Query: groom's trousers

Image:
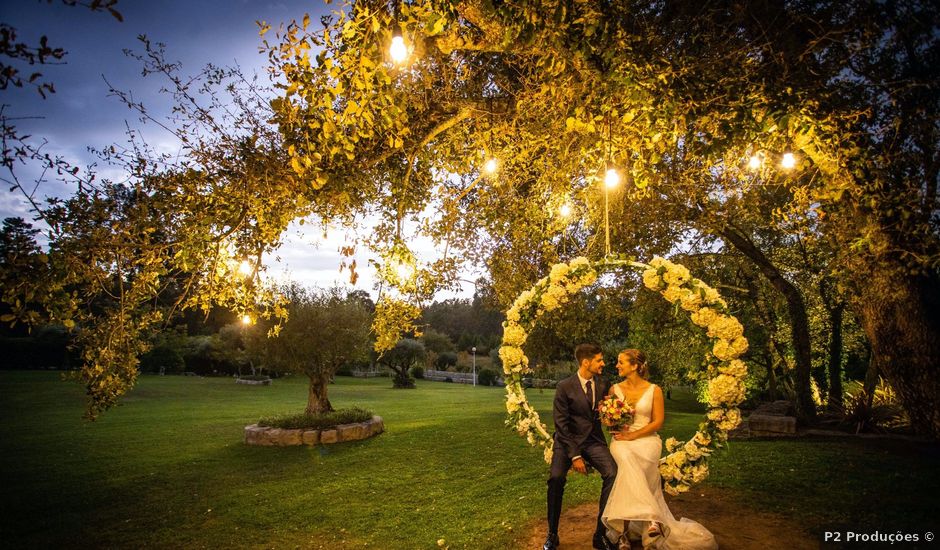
[547,442,618,539]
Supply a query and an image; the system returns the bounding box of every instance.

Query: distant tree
[0,218,52,333]
[379,338,426,389]
[435,351,458,370]
[247,286,372,414]
[420,328,455,355]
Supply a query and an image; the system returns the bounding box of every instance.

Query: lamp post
[471,346,477,386]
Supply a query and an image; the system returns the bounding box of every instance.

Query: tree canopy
[2,0,937,436]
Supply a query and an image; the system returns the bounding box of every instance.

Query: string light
[559,202,572,218]
[780,152,796,170]
[747,154,762,171]
[389,34,407,64]
[483,158,498,175]
[604,168,621,189]
[241,315,252,326]
[395,260,415,283]
[237,260,252,276]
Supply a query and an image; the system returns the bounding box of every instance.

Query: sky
[0,0,477,300]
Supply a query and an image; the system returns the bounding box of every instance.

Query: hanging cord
[604,115,612,257]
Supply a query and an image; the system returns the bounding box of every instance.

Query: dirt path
[520,486,816,549]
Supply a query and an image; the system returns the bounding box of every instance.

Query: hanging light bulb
[241,314,252,326]
[747,154,762,171]
[780,152,796,170]
[395,260,415,282]
[237,260,252,276]
[483,158,498,175]
[389,34,408,64]
[559,202,572,218]
[604,168,621,189]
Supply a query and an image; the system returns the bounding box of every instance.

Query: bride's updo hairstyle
[620,349,649,379]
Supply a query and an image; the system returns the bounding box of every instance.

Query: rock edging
[236,378,271,386]
[244,415,384,446]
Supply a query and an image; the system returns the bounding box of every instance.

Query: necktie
[586,380,594,409]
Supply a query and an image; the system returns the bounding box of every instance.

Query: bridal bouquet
[597,396,635,431]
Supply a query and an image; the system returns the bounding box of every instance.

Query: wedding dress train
[602,384,718,549]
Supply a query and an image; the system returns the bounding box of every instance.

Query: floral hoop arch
[500,256,748,495]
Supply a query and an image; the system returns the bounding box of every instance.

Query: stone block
[748,413,797,435]
[302,430,320,446]
[244,424,264,445]
[255,427,280,446]
[370,416,385,435]
[278,429,303,446]
[337,423,366,442]
[320,429,338,444]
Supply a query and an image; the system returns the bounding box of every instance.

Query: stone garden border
[244,415,384,446]
[236,378,272,386]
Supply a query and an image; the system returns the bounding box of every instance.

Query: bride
[602,349,718,550]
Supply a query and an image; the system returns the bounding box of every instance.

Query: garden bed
[244,415,384,446]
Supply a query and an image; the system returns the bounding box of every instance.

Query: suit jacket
[552,374,610,461]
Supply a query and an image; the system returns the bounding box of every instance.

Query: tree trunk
[721,226,816,420]
[826,303,845,411]
[305,373,334,415]
[767,357,779,401]
[853,269,940,439]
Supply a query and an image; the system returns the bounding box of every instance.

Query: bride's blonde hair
[620,349,649,379]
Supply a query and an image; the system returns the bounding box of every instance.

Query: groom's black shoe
[592,533,617,550]
[542,533,560,550]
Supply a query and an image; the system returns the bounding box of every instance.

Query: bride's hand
[613,428,636,441]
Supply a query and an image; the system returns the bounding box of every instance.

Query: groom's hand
[571,457,588,474]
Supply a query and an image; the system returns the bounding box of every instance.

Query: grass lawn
[0,371,936,548]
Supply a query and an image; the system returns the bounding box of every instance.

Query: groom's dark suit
[547,374,618,546]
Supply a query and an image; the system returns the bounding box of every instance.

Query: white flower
[649,256,668,269]
[662,285,685,303]
[549,263,570,283]
[713,336,749,361]
[506,306,521,323]
[665,437,682,452]
[576,269,597,287]
[513,290,534,309]
[717,408,742,431]
[719,359,747,378]
[499,346,525,369]
[642,268,663,290]
[703,286,726,308]
[663,263,691,286]
[502,323,527,347]
[517,416,531,435]
[506,390,524,414]
[683,440,703,461]
[570,256,590,269]
[707,374,746,407]
[690,307,719,328]
[670,450,688,465]
[680,290,703,312]
[543,445,554,464]
[707,315,745,341]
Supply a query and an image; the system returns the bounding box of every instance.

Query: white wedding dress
[602,384,718,549]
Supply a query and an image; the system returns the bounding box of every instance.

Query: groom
[544,343,618,550]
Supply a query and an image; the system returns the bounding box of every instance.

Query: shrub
[257,407,374,429]
[139,344,185,374]
[838,380,909,433]
[435,351,458,369]
[410,365,424,379]
[477,368,498,386]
